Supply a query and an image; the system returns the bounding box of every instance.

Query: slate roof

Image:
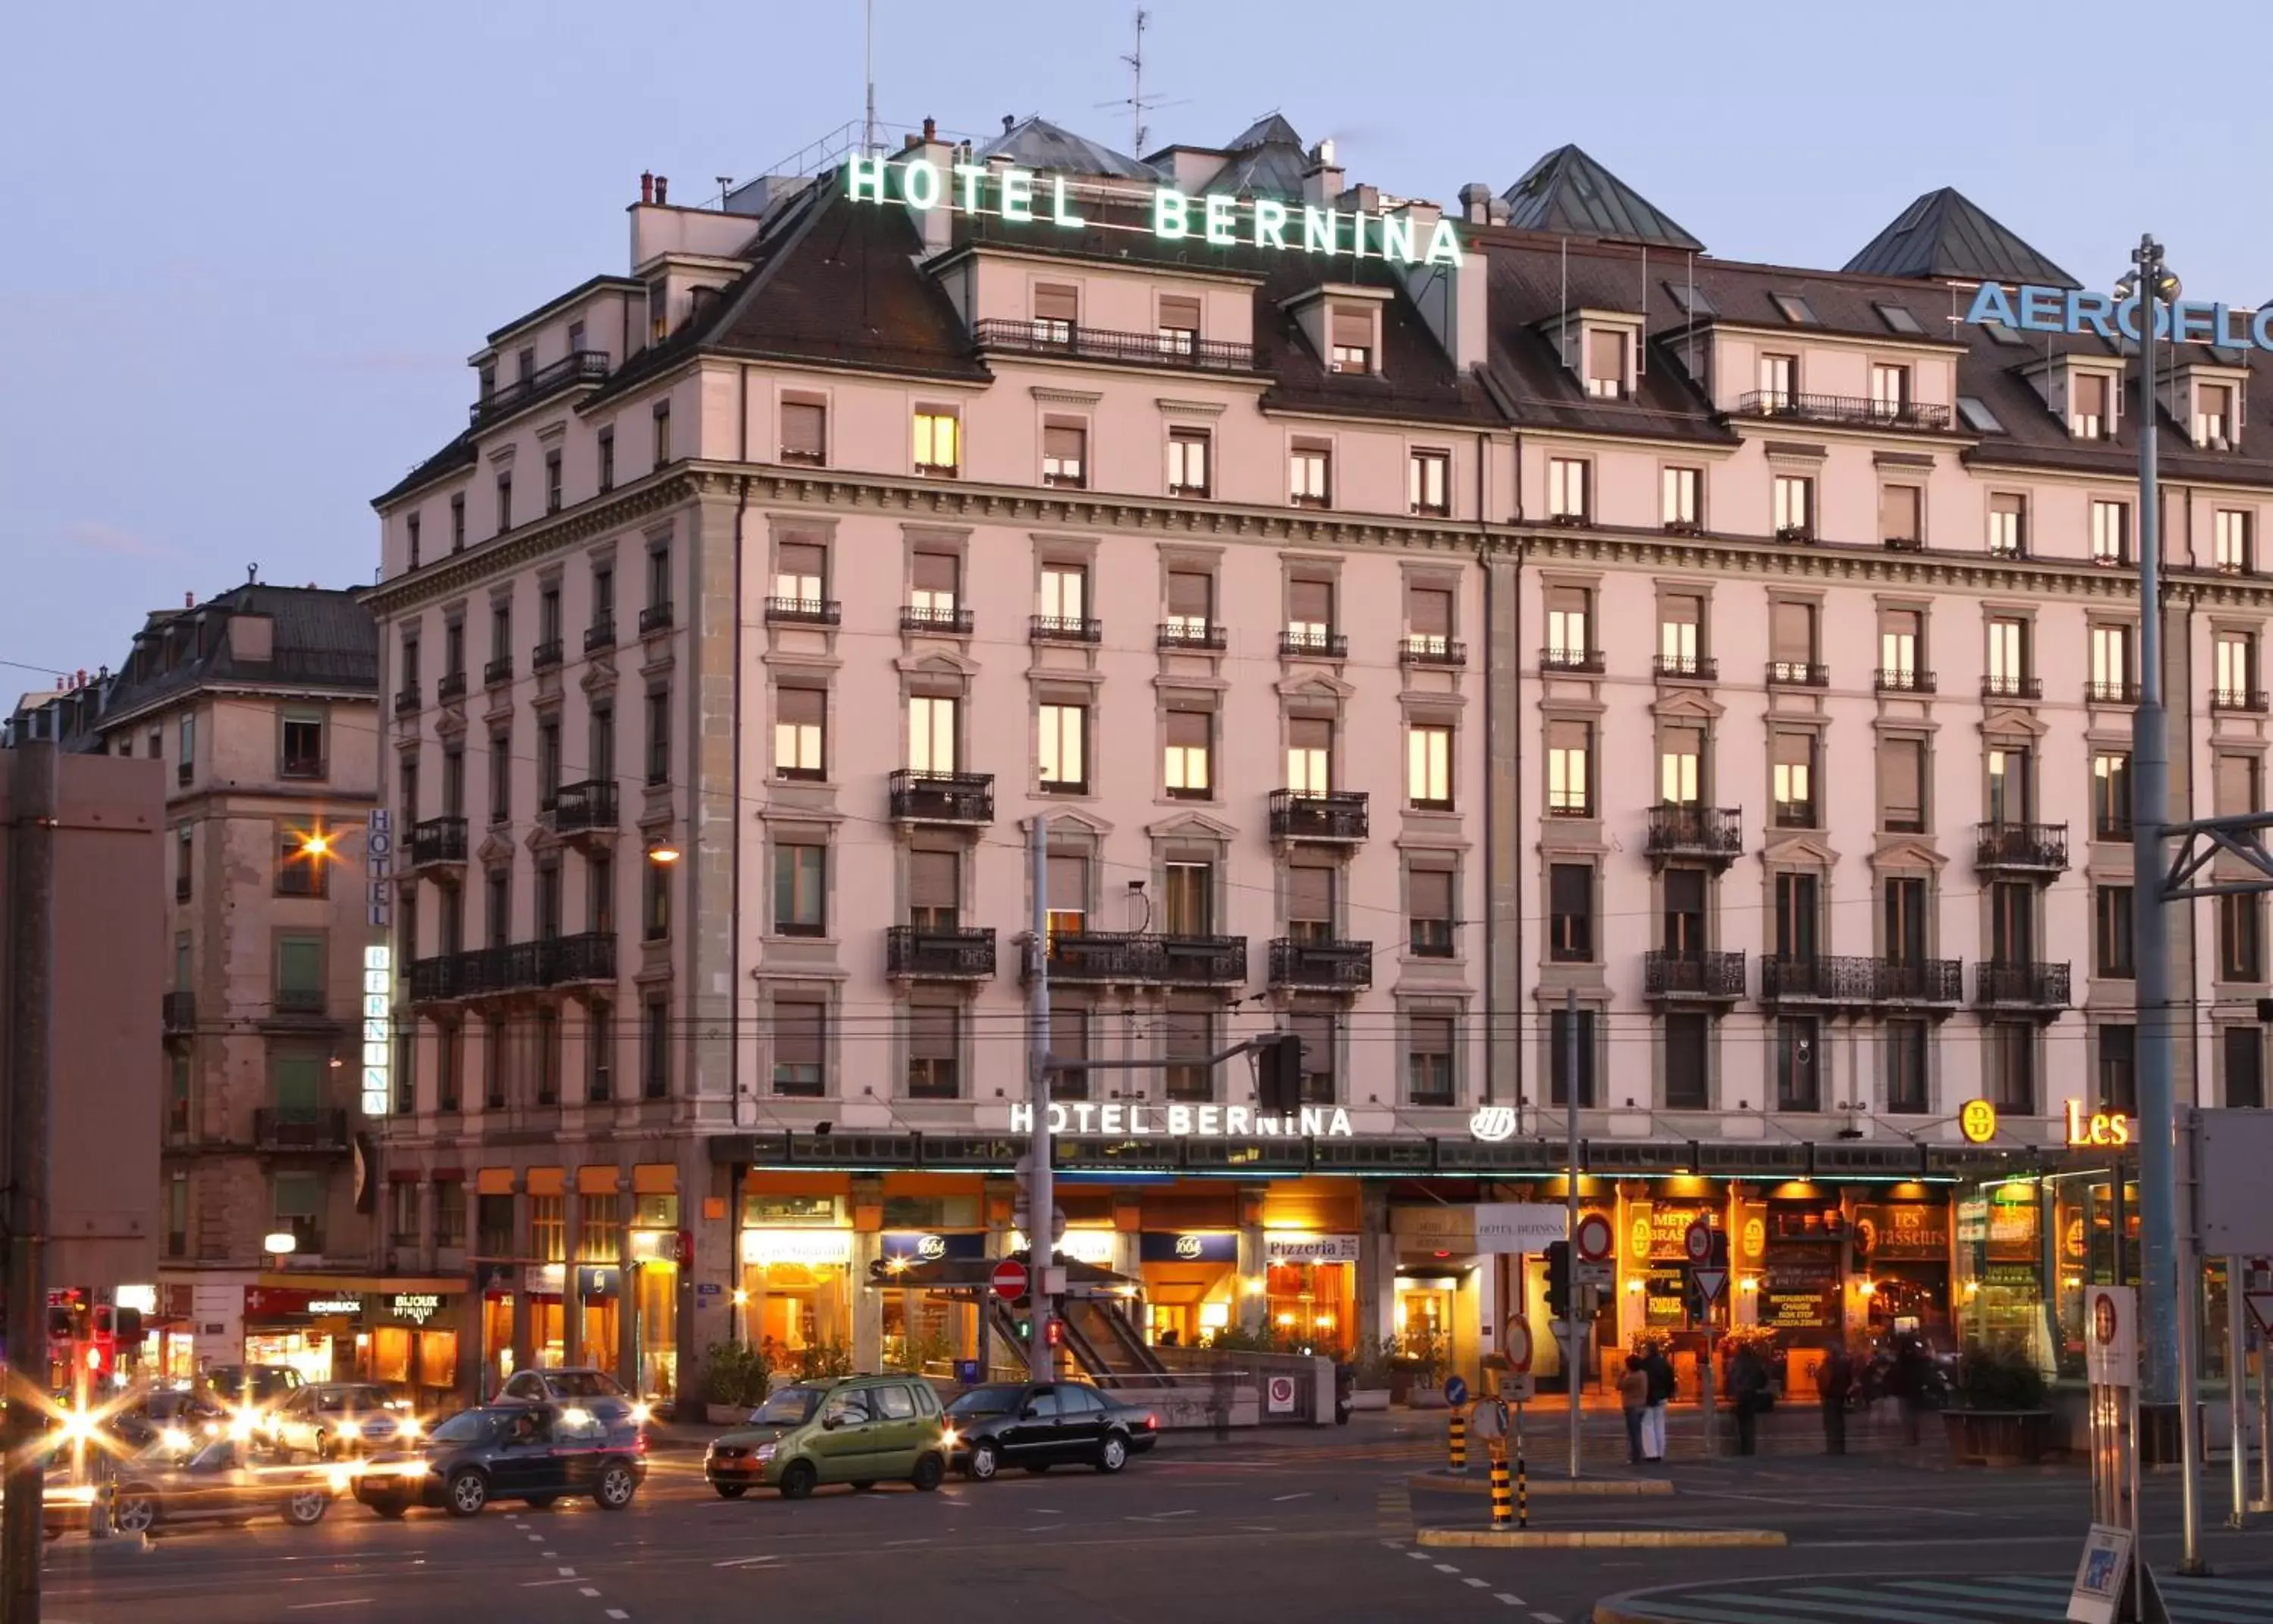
[979,116,1155,180]
[1500,145,1704,254]
[1842,187,2077,289]
[92,582,378,733]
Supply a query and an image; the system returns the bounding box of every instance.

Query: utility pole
[1026,814,1055,1382]
[1564,987,1581,1481]
[3,742,59,1623]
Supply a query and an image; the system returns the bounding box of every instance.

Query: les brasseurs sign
[845,155,1467,270]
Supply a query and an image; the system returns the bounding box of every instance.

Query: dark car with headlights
[495,1367,646,1430]
[943,1381,1158,1480]
[352,1403,646,1519]
[47,1438,334,1536]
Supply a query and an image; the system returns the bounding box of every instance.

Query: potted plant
[701,1340,769,1426]
[1346,1335,1395,1412]
[1944,1342,2055,1465]
[1396,1330,1449,1407]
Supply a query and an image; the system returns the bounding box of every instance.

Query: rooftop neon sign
[846,155,1465,269]
[1965,283,2273,352]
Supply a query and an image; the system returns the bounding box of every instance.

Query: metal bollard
[1448,1410,1468,1474]
[1517,1451,1528,1529]
[1490,1446,1513,1529]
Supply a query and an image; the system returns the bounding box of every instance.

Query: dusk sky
[7,0,2268,691]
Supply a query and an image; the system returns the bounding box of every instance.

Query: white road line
[1494,1596,1524,1608]
[1271,1491,1312,1502]
[542,1551,559,1559]
[1407,1550,1433,1560]
[580,1588,602,1597]
[517,1578,585,1588]
[606,1613,629,1622]
[556,1566,577,1576]
[1464,1578,1490,1589]
[526,1533,545,1542]
[284,1604,372,1613]
[1155,1509,1197,1518]
[883,1538,931,1547]
[1379,1540,1405,1550]
[711,1555,780,1568]
[1533,1613,1562,1623]
[1237,1525,1277,1532]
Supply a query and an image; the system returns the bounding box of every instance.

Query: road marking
[1237,1525,1277,1532]
[542,1551,559,1558]
[581,1588,602,1597]
[1155,1508,1197,1517]
[1408,1550,1434,1560]
[883,1538,931,1547]
[518,1578,586,1588]
[606,1613,629,1622]
[527,1533,545,1542]
[1533,1613,1562,1623]
[1271,1491,1312,1502]
[1464,1578,1490,1589]
[1434,1563,1462,1574]
[1494,1596,1524,1608]
[285,1605,372,1613]
[556,1566,576,1576]
[712,1555,779,1568]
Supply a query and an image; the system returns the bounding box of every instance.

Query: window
[1886,1020,1929,1114]
[1548,1007,1596,1108]
[1038,704,1087,792]
[1289,439,1330,508]
[1869,363,1911,418]
[1876,302,1925,336]
[2216,632,2258,707]
[1883,876,1927,964]
[1759,352,1796,408]
[1388,867,1452,963]
[1042,420,1086,489]
[436,1021,461,1112]
[276,935,324,1012]
[586,1003,613,1102]
[2196,383,2235,448]
[1545,586,1591,664]
[1990,879,2034,964]
[1284,717,1333,795]
[586,705,614,790]
[1987,746,2033,826]
[2097,1023,2137,1113]
[597,427,615,492]
[544,449,563,514]
[280,709,326,779]
[1287,578,1334,649]
[2215,508,2253,573]
[1988,1022,2035,1113]
[2214,752,2259,818]
[1165,568,1213,639]
[1549,863,1593,962]
[1163,1004,1215,1102]
[1664,867,1707,957]
[1409,722,1455,810]
[1544,719,1588,817]
[1407,1016,1455,1107]
[1167,427,1210,495]
[1286,863,1335,943]
[591,561,614,627]
[907,1005,960,1100]
[908,550,960,622]
[908,695,958,775]
[536,717,560,807]
[484,868,509,948]
[2090,623,2134,699]
[2226,1026,2265,1110]
[646,541,671,618]
[1031,283,1078,345]
[277,830,326,898]
[1662,467,1702,529]
[449,492,467,551]
[1663,1012,1709,1110]
[496,471,513,532]
[1774,871,1818,960]
[1044,852,1089,940]
[1163,709,1212,798]
[1156,295,1200,355]
[1771,731,1816,827]
[2220,892,2263,982]
[1585,329,1626,398]
[1988,493,2026,557]
[2072,372,2110,439]
[1659,726,1702,807]
[273,1173,321,1252]
[2095,885,2135,979]
[1986,617,2028,692]
[2091,498,2130,565]
[1408,448,1451,517]
[1877,738,1924,833]
[1038,565,1086,627]
[1775,1017,1821,1111]
[539,581,561,651]
[1328,304,1372,373]
[1880,608,1921,687]
[1290,1010,1337,1104]
[2095,751,2134,839]
[643,851,671,942]
[1773,474,1813,537]
[1049,1007,1090,1101]
[1547,458,1590,521]
[1406,584,1455,659]
[775,540,827,609]
[771,999,825,1098]
[908,848,958,931]
[432,1178,465,1246]
[773,687,824,780]
[1659,594,1703,673]
[780,398,827,466]
[1880,484,1921,545]
[1771,293,1819,326]
[485,725,511,824]
[1162,860,1213,936]
[441,745,464,819]
[913,408,960,476]
[574,1190,617,1263]
[652,398,672,464]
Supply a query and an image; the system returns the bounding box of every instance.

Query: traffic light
[1045,1320,1065,1349]
[1545,1241,1571,1318]
[1258,1033,1304,1114]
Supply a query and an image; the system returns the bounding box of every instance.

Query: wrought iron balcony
[1981,674,2043,701]
[1268,938,1374,991]
[971,317,1258,374]
[1643,949,1746,1001]
[1874,958,1965,1004]
[886,926,998,980]
[1278,629,1349,659]
[1157,620,1226,651]
[1973,960,2071,1010]
[483,655,513,687]
[1762,955,1963,1006]
[1268,789,1368,843]
[393,684,421,716]
[2087,679,2139,704]
[1042,932,1247,987]
[1768,660,1828,687]
[274,987,327,1017]
[764,596,839,627]
[162,990,196,1035]
[901,604,974,634]
[1734,391,1951,431]
[1874,668,1936,694]
[545,931,617,986]
[548,779,617,839]
[1644,804,1743,866]
[409,951,471,1004]
[1652,653,1718,681]
[408,816,467,869]
[1399,636,1466,667]
[1540,645,1605,674]
[583,619,617,654]
[1030,614,1102,645]
[638,602,675,636]
[2212,687,2270,714]
[888,770,994,825]
[436,670,467,703]
[531,639,564,672]
[1975,820,2068,874]
[253,1108,351,1152]
[470,349,610,428]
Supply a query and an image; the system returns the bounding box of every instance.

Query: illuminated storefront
[1263,1232,1359,1351]
[739,1204,855,1369]
[241,1286,362,1385]
[367,1291,460,1403]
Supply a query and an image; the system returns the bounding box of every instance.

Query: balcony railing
[583,619,616,654]
[886,926,998,979]
[1268,938,1374,991]
[1157,621,1226,651]
[971,317,1258,374]
[548,779,617,838]
[176,760,192,787]
[546,931,617,985]
[162,990,196,1035]
[1975,820,2069,873]
[1540,646,1605,674]
[901,604,974,634]
[1981,674,2043,701]
[1874,668,1936,693]
[1762,955,1962,1005]
[2212,688,2271,714]
[888,769,994,825]
[1768,660,1829,687]
[274,987,327,1017]
[407,932,618,1004]
[470,349,610,428]
[483,655,513,687]
[1643,949,1746,1000]
[1874,959,1966,1004]
[764,596,840,627]
[1734,391,1952,431]
[1268,789,1368,842]
[1399,636,1467,667]
[1279,629,1349,659]
[408,816,468,868]
[1043,932,1248,987]
[1973,960,2072,1009]
[531,639,564,672]
[252,1108,351,1152]
[1652,653,1718,681]
[436,671,467,703]
[393,685,421,716]
[1644,804,1743,863]
[638,602,675,636]
[2086,679,2139,704]
[1029,614,1102,645]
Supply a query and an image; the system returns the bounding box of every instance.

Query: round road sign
[1684,1218,1713,1265]
[1502,1316,1534,1373]
[990,1258,1030,1301]
[1574,1212,1614,1263]
[1443,1374,1469,1407]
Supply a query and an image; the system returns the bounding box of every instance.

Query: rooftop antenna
[1120,8,1158,154]
[863,0,877,155]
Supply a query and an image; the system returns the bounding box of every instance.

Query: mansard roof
[1500,145,1704,254]
[1843,186,2077,289]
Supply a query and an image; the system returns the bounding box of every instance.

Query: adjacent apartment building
[361,115,2273,1403]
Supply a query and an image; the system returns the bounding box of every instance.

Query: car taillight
[1144,1413,1158,1430]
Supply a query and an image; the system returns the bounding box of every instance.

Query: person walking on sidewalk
[1640,1341,1675,1462]
[1893,1332,1928,1446]
[1730,1342,1768,1457]
[1817,1342,1853,1455]
[1619,1356,1650,1465]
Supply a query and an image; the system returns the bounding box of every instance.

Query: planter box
[1347,1388,1392,1412]
[1943,1407,2056,1466]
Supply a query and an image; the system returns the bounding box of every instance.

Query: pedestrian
[1618,1356,1650,1465]
[1893,1333,1928,1446]
[1817,1343,1853,1455]
[1731,1343,1768,1457]
[1159,1328,1179,1348]
[1641,1341,1675,1462]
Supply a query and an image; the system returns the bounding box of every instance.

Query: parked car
[205,1364,305,1416]
[703,1376,947,1500]
[270,1384,417,1459]
[494,1367,647,1429]
[352,1404,646,1519]
[943,1381,1158,1480]
[52,1438,335,1536]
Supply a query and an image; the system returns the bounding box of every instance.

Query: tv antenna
[862,0,878,155]
[1095,8,1183,155]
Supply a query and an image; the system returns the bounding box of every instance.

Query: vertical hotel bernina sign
[844,155,1465,269]
[362,808,393,1116]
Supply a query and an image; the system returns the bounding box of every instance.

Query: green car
[704,1376,948,1501]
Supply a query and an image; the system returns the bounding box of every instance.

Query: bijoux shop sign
[1966,283,2273,352]
[846,155,1466,270]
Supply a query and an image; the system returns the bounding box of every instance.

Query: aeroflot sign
[1966,283,2273,351]
[845,155,1466,269]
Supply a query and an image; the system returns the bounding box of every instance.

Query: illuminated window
[913,409,960,476]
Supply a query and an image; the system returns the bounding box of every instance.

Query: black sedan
[52,1438,336,1536]
[352,1404,646,1519]
[943,1381,1158,1480]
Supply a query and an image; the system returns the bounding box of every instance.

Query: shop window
[531,1195,566,1263]
[1664,1012,1709,1109]
[1548,1006,1595,1108]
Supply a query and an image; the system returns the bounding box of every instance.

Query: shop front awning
[868,1251,1136,1293]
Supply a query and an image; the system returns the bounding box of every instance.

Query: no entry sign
[990,1259,1029,1301]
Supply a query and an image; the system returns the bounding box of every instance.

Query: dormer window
[2196,382,2236,450]
[1585,330,1627,399]
[1032,283,1078,347]
[2072,371,2112,440]
[1329,305,1374,374]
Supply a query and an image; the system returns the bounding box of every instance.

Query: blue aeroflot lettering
[1965,283,2273,353]
[845,155,1464,270]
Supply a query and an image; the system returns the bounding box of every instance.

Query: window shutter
[1409,868,1453,920]
[2076,373,2108,417]
[1881,485,1921,539]
[908,850,958,910]
[1046,854,1087,912]
[1412,1016,1452,1057]
[1288,865,1336,922]
[1289,717,1333,754]
[1587,329,1623,380]
[1168,570,1212,617]
[780,400,825,457]
[1289,579,1333,624]
[911,551,958,592]
[1043,423,1086,461]
[1879,739,1924,823]
[1158,295,1200,331]
[775,1003,823,1066]
[1330,306,1372,350]
[1409,586,1453,636]
[909,1005,957,1059]
[1771,601,1814,664]
[778,541,825,583]
[1166,710,1210,748]
[778,687,825,728]
[1033,283,1080,323]
[1550,863,1590,917]
[1774,729,1812,771]
[2216,753,2254,816]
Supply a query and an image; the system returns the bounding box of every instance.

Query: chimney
[1002,114,1015,134]
[184,590,194,607]
[1301,140,1344,208]
[902,132,921,151]
[1458,183,1494,226]
[654,175,668,205]
[641,170,655,205]
[922,115,936,141]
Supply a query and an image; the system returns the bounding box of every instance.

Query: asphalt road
[28,1427,2273,1624]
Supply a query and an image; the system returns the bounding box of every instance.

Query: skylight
[1956,396,2006,434]
[1981,320,2026,348]
[1875,302,1925,336]
[1771,292,1820,326]
[1665,280,1716,318]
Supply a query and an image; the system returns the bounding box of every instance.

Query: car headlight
[629,1402,652,1426]
[339,1421,361,1440]
[397,1416,421,1440]
[562,1407,591,1428]
[752,1443,777,1463]
[940,1427,959,1450]
[159,1426,192,1453]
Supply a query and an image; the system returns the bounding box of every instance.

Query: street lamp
[263,1231,298,1270]
[646,839,681,864]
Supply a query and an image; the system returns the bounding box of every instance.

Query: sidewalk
[1594,1570,2273,1624]
[645,1404,1447,1454]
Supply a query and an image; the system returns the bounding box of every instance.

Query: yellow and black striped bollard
[1448,1408,1468,1474]
[1516,1448,1528,1529]
[1490,1444,1514,1529]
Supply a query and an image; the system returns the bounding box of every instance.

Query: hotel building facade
[361,117,2271,1404]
